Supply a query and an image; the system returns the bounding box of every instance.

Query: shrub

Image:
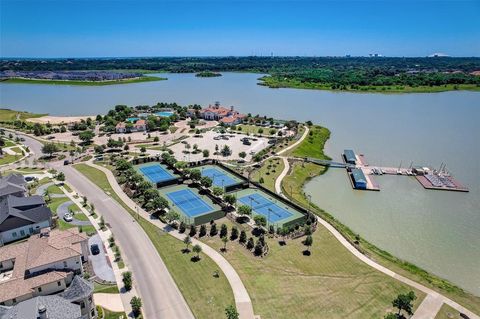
[230,226,239,240]
[239,230,247,244]
[189,225,197,237]
[199,224,207,237]
[122,271,132,291]
[246,237,254,250]
[210,223,218,236]
[220,224,228,238]
[179,221,186,233]
[130,296,142,317]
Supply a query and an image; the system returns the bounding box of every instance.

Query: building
[219,113,246,126]
[60,275,96,318]
[0,295,82,319]
[351,168,367,189]
[0,195,53,245]
[200,103,246,125]
[132,119,147,132]
[0,174,26,199]
[0,228,88,306]
[344,149,356,165]
[115,122,127,134]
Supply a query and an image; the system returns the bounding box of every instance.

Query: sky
[1,0,479,58]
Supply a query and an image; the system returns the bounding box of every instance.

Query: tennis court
[137,163,176,184]
[199,165,243,188]
[236,188,306,228]
[166,188,214,217]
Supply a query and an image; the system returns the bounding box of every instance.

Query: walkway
[273,160,479,319]
[88,162,255,319]
[277,125,310,156]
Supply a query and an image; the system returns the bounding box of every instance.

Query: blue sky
[1,0,479,57]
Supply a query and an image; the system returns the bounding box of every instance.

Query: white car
[63,213,73,222]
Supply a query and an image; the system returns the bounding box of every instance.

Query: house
[0,276,96,319]
[0,228,89,307]
[219,113,246,126]
[0,174,26,200]
[132,119,147,132]
[200,103,246,125]
[115,122,127,134]
[0,195,53,245]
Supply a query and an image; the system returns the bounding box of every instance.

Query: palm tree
[183,236,192,252]
[192,244,202,260]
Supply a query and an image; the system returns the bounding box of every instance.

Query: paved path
[277,125,309,156]
[273,158,479,319]
[89,162,255,319]
[60,165,194,319]
[57,200,92,226]
[89,234,116,282]
[94,293,124,312]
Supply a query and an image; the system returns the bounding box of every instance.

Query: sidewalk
[88,162,256,319]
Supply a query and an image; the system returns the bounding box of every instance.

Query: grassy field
[259,76,480,93]
[0,154,18,165]
[73,164,236,319]
[200,218,424,319]
[1,76,165,86]
[250,157,284,192]
[435,304,463,319]
[233,124,277,135]
[281,127,480,315]
[63,183,73,193]
[93,282,120,294]
[103,308,127,319]
[0,108,46,121]
[47,183,64,194]
[3,140,17,147]
[47,196,70,214]
[286,125,331,159]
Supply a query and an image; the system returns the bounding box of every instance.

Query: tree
[192,244,202,260]
[246,237,255,250]
[56,172,65,182]
[210,223,218,236]
[153,136,159,142]
[254,240,264,256]
[41,143,59,158]
[239,230,247,244]
[152,196,169,212]
[140,146,146,154]
[230,226,239,240]
[78,130,95,144]
[221,236,229,251]
[165,210,180,224]
[130,296,142,317]
[254,215,267,227]
[179,221,186,233]
[258,128,264,134]
[122,271,132,291]
[199,224,207,237]
[189,225,197,237]
[220,224,228,238]
[202,149,210,158]
[190,169,202,181]
[238,151,247,159]
[212,186,224,197]
[392,291,416,317]
[238,205,252,216]
[200,176,213,188]
[304,235,313,254]
[224,194,236,206]
[221,145,231,157]
[183,236,192,252]
[225,305,239,319]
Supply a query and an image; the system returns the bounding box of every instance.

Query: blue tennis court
[201,167,239,188]
[238,193,292,223]
[166,189,213,217]
[139,164,176,184]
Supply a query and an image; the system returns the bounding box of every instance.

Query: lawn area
[74,164,236,319]
[68,203,80,212]
[15,167,44,174]
[234,124,277,135]
[435,303,463,319]
[103,308,127,319]
[286,125,331,159]
[63,183,73,193]
[47,196,70,215]
[58,219,96,235]
[3,140,17,147]
[73,212,89,221]
[93,282,120,294]
[250,157,285,192]
[0,108,46,122]
[0,154,18,165]
[9,146,23,154]
[47,183,64,194]
[200,218,424,319]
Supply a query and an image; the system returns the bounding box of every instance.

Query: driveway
[88,234,116,283]
[57,200,92,226]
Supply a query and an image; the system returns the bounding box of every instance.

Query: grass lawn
[93,282,120,294]
[15,167,44,173]
[286,125,331,159]
[73,212,89,221]
[47,183,64,194]
[30,177,52,194]
[0,154,18,165]
[9,146,23,154]
[103,308,127,319]
[63,183,73,193]
[47,197,70,215]
[0,108,46,121]
[200,218,424,319]
[435,303,463,319]
[234,124,277,135]
[3,140,17,147]
[250,157,284,192]
[74,164,235,319]
[58,219,96,235]
[68,203,80,212]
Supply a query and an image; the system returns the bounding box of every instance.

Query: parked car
[63,213,73,222]
[90,244,100,255]
[63,160,70,165]
[25,176,35,182]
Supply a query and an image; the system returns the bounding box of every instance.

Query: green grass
[259,76,480,93]
[15,167,44,173]
[73,212,89,221]
[47,183,64,194]
[9,146,23,154]
[93,282,120,294]
[74,164,236,319]
[0,154,18,165]
[250,157,284,192]
[435,303,463,319]
[3,140,17,147]
[287,125,331,159]
[200,218,424,319]
[63,183,73,193]
[1,76,165,86]
[0,108,46,122]
[58,219,95,235]
[103,308,127,319]
[68,203,79,212]
[47,196,70,215]
[234,124,277,135]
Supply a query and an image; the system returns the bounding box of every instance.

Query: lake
[1,72,479,295]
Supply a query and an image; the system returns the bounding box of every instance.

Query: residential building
[132,119,147,132]
[115,122,127,134]
[0,195,53,245]
[200,103,246,125]
[219,113,246,126]
[0,228,88,307]
[0,174,26,200]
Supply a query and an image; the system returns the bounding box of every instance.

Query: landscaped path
[274,160,479,319]
[88,162,255,319]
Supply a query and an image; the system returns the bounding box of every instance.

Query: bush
[254,240,264,256]
[230,226,239,240]
[122,271,132,291]
[220,224,228,238]
[246,237,254,250]
[210,223,218,236]
[130,296,143,317]
[179,221,186,233]
[199,224,207,237]
[189,225,197,237]
[239,230,247,244]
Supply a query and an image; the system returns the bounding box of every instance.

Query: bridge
[299,157,354,168]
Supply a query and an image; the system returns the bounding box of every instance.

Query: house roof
[0,174,26,198]
[116,122,126,129]
[1,295,82,319]
[220,116,238,123]
[61,276,93,302]
[135,119,146,126]
[0,195,51,231]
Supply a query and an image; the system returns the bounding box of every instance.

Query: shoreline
[0,75,165,86]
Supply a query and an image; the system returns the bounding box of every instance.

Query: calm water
[1,73,479,295]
